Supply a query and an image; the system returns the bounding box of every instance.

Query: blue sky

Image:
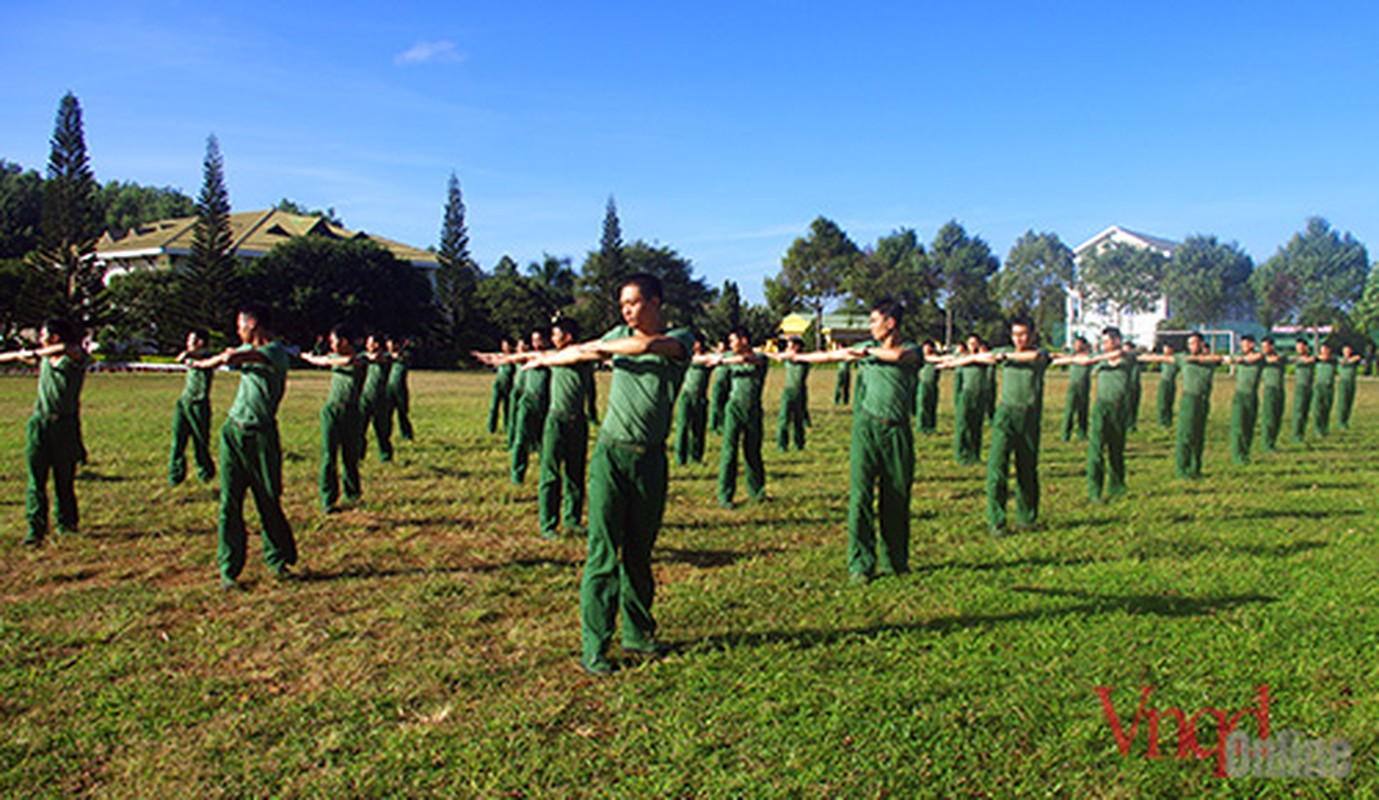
[3,1,1377,304]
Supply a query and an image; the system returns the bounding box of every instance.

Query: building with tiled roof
[1064,225,1179,348]
[96,209,439,278]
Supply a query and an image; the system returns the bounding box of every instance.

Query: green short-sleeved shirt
[998,351,1049,409]
[1234,359,1263,395]
[1176,353,1215,397]
[181,358,213,403]
[1068,361,1091,392]
[956,363,986,399]
[226,341,290,429]
[495,362,516,389]
[34,353,86,419]
[727,358,767,408]
[596,325,694,446]
[783,360,810,394]
[1339,360,1359,382]
[1294,359,1315,388]
[681,363,710,398]
[362,357,391,403]
[327,361,364,407]
[854,340,920,422]
[919,360,939,391]
[1094,354,1135,405]
[1261,357,1287,390]
[518,364,550,410]
[1315,358,1337,386]
[387,356,408,390]
[1161,358,1178,382]
[549,361,594,419]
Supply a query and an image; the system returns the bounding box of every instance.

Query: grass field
[0,366,1374,798]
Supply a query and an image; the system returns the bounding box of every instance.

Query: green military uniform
[916,359,939,434]
[1087,353,1134,502]
[1313,357,1337,436]
[359,356,394,463]
[488,361,516,434]
[1157,357,1179,428]
[25,352,86,544]
[708,362,731,435]
[509,363,550,483]
[719,357,767,505]
[984,362,997,421]
[170,358,215,485]
[1061,361,1091,442]
[1230,357,1263,465]
[834,361,852,405]
[320,360,364,511]
[674,362,711,465]
[1292,358,1315,442]
[539,360,596,538]
[506,366,526,451]
[777,360,810,451]
[581,324,693,670]
[848,341,920,579]
[218,341,295,582]
[1260,357,1287,451]
[953,362,987,465]
[387,352,413,441]
[1128,358,1143,431]
[1175,354,1215,478]
[987,352,1049,533]
[1337,358,1359,429]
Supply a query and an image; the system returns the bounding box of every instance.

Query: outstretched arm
[793,347,862,364]
[300,352,357,368]
[189,346,268,370]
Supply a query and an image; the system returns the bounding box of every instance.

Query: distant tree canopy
[994,230,1074,345]
[766,217,860,344]
[1077,241,1168,317]
[0,159,43,259]
[273,198,344,227]
[98,181,194,234]
[1161,234,1253,328]
[1249,217,1368,330]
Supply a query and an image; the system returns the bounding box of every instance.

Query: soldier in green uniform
[504,341,529,450]
[1313,342,1338,436]
[1141,332,1223,479]
[486,338,516,434]
[1259,338,1288,451]
[1077,327,1134,502]
[915,340,942,434]
[674,338,712,466]
[708,338,731,435]
[716,326,768,508]
[169,329,216,485]
[358,333,394,463]
[951,334,988,466]
[1127,343,1143,432]
[538,318,597,538]
[386,335,414,442]
[947,318,1051,536]
[1291,339,1318,443]
[789,298,920,583]
[188,303,297,588]
[1225,335,1264,465]
[509,330,550,484]
[834,359,852,405]
[1337,343,1362,429]
[1,319,87,546]
[300,324,365,513]
[774,336,810,452]
[1156,342,1178,429]
[523,273,692,675]
[1061,336,1092,442]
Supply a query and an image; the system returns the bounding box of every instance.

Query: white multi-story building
[1065,225,1178,347]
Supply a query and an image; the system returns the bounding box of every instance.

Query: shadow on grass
[1219,507,1361,522]
[1279,481,1368,492]
[75,470,128,483]
[656,546,785,568]
[692,588,1276,652]
[301,555,581,582]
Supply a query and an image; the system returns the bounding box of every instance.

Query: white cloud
[394,40,465,66]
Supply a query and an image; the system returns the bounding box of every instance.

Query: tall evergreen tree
[434,171,480,353]
[600,195,624,274]
[766,216,860,348]
[575,195,631,333]
[181,134,236,337]
[29,92,103,327]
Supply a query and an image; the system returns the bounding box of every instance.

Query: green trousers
[360,394,394,463]
[1087,400,1127,502]
[218,421,296,581]
[1176,392,1210,478]
[1338,378,1357,429]
[170,396,215,485]
[581,441,668,664]
[1128,378,1142,431]
[953,389,984,465]
[988,404,1040,532]
[1261,386,1285,452]
[777,389,807,451]
[847,413,914,578]
[834,367,851,405]
[1157,377,1177,428]
[488,378,511,434]
[674,394,707,465]
[320,402,362,511]
[709,379,729,435]
[539,413,587,537]
[1314,382,1335,436]
[1062,382,1088,442]
[719,403,765,504]
[26,415,81,543]
[509,399,545,484]
[1292,385,1312,442]
[916,381,938,433]
[390,383,413,441]
[1229,391,1258,465]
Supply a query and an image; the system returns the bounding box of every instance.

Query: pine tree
[181,134,236,337]
[599,195,624,275]
[576,195,630,332]
[434,171,479,353]
[29,92,103,327]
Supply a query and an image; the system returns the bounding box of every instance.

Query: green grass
[0,367,1374,797]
